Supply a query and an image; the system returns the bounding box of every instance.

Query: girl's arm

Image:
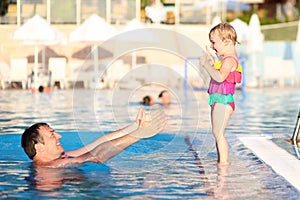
[200,47,236,83]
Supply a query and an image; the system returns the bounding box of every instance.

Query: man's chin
[58,146,64,154]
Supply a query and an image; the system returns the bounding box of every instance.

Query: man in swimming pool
[21,107,167,168]
[158,90,171,106]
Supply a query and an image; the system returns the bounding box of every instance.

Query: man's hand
[135,106,144,127]
[135,107,154,128]
[131,108,167,138]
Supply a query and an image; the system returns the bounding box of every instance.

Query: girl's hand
[200,46,215,68]
[205,46,215,64]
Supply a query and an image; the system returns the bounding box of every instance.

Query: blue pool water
[0,88,300,199]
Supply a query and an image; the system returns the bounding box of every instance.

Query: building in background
[1,0,288,26]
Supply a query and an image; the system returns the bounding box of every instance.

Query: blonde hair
[209,22,238,45]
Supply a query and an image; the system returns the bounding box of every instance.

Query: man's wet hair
[158,90,168,98]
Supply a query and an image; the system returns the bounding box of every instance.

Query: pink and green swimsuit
[208,56,242,111]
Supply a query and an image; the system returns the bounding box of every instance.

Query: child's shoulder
[221,55,238,63]
[213,55,238,70]
[214,56,242,73]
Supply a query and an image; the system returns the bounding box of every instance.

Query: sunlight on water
[0,88,300,199]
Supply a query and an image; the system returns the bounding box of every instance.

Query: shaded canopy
[230,18,249,43]
[121,55,146,65]
[11,14,66,88]
[69,14,116,78]
[247,13,264,53]
[72,45,113,60]
[12,14,66,45]
[27,47,67,63]
[69,14,116,42]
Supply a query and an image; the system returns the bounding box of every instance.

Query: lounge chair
[1,58,29,89]
[48,57,67,89]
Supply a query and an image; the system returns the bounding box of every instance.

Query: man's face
[38,125,64,159]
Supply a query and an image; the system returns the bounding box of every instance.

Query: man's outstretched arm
[91,109,167,163]
[45,134,140,168]
[66,107,146,157]
[47,108,167,167]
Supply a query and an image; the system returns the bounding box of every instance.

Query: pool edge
[237,134,300,192]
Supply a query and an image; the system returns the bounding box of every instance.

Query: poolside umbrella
[71,45,113,60]
[230,18,249,43]
[69,14,116,78]
[11,14,66,88]
[247,13,263,53]
[247,13,264,87]
[119,19,158,68]
[212,15,222,27]
[120,19,146,69]
[295,19,300,54]
[118,19,158,45]
[27,47,67,71]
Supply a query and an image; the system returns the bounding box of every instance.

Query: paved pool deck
[237,135,300,191]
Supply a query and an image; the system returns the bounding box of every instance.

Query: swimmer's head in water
[141,96,155,106]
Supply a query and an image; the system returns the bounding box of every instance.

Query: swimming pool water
[0,88,300,199]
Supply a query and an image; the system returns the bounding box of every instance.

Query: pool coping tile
[237,135,300,192]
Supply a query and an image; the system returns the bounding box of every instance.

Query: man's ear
[35,143,45,153]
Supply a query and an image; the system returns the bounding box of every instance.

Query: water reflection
[211,166,230,200]
[26,165,86,192]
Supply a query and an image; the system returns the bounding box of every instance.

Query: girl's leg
[211,103,233,165]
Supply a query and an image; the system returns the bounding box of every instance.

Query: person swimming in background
[38,85,44,93]
[158,90,171,106]
[21,107,167,168]
[30,71,51,94]
[199,22,242,166]
[140,95,155,106]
